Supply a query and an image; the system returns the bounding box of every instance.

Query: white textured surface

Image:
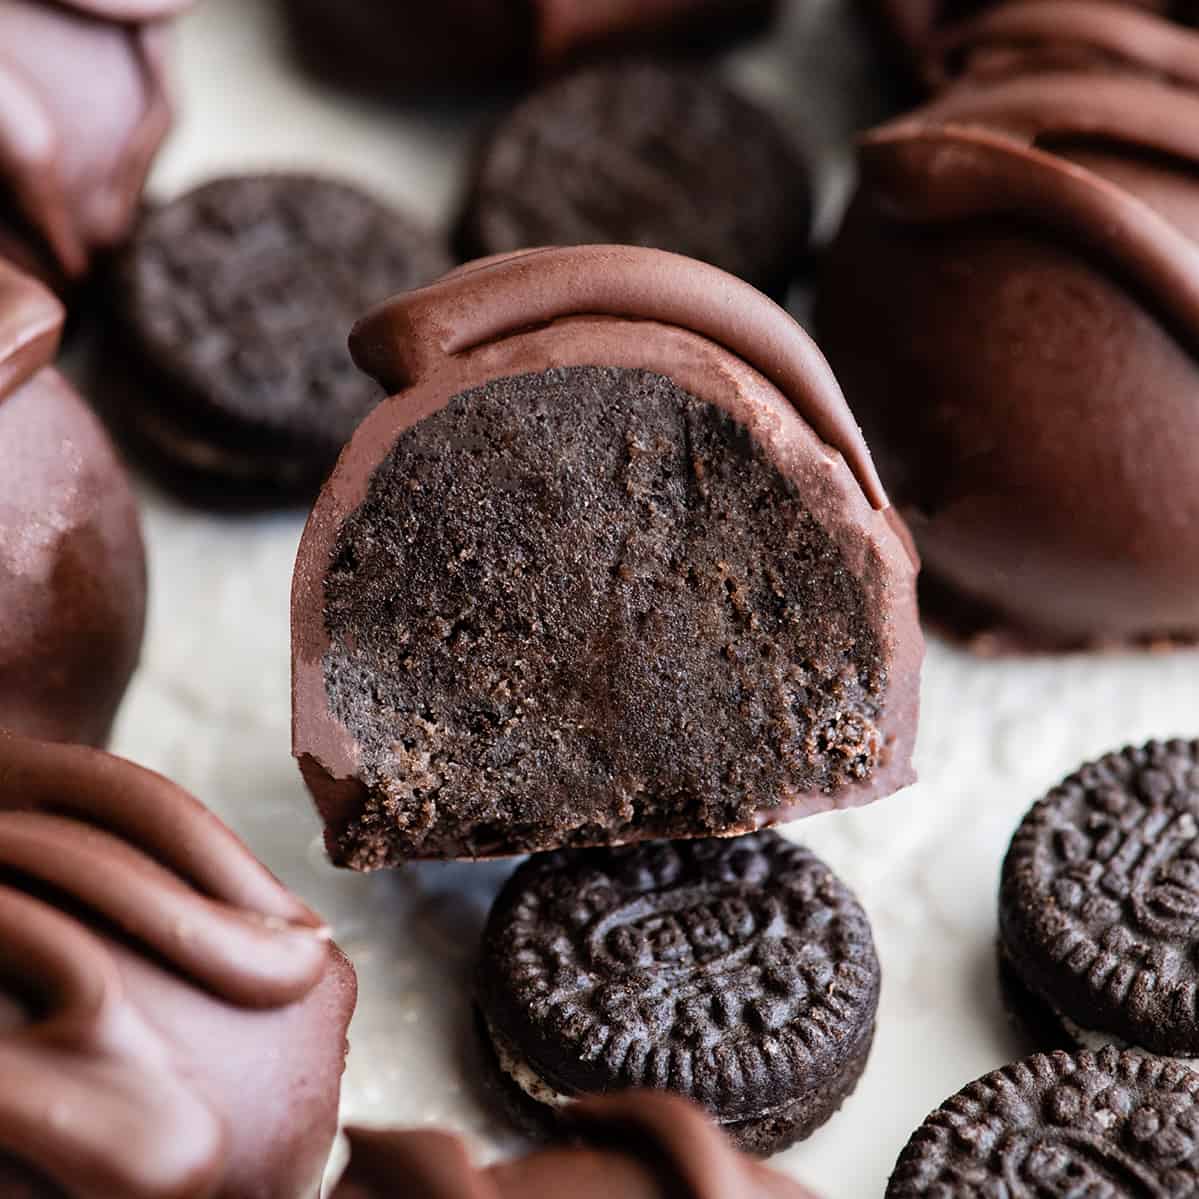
[103,2,1199,1195]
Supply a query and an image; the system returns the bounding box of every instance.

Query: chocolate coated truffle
[815,71,1199,649]
[865,0,1191,92]
[0,258,146,745]
[333,1092,819,1199]
[0,0,186,288]
[0,731,357,1199]
[455,61,811,301]
[292,246,922,866]
[284,0,780,97]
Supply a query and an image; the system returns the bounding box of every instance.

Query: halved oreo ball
[477,832,880,1155]
[292,245,922,866]
[1000,739,1199,1060]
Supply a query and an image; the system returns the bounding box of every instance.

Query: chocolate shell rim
[348,244,889,512]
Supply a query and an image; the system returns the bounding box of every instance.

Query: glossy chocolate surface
[817,69,1199,648]
[0,732,357,1199]
[0,0,182,286]
[0,258,145,745]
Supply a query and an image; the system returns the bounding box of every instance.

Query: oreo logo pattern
[1002,741,1199,1052]
[480,832,879,1119]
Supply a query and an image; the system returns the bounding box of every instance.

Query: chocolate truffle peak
[929,0,1199,90]
[0,0,180,284]
[334,1092,819,1199]
[862,74,1199,353]
[349,245,890,511]
[0,732,356,1199]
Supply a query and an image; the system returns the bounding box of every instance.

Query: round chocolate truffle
[334,1092,820,1199]
[815,71,1199,650]
[0,731,358,1199]
[283,0,780,98]
[0,258,146,746]
[292,246,922,867]
[108,174,452,505]
[0,0,187,289]
[455,61,811,301]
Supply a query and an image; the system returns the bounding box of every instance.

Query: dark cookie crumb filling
[322,366,884,863]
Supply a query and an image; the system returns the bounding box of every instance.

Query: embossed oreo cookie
[1000,740,1199,1059]
[476,832,880,1155]
[456,62,811,300]
[109,174,451,504]
[887,1048,1199,1196]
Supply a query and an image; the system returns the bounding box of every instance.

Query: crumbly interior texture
[322,366,884,864]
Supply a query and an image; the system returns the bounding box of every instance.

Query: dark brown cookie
[455,62,811,300]
[887,1048,1199,1196]
[475,832,880,1156]
[1000,740,1199,1058]
[108,174,451,505]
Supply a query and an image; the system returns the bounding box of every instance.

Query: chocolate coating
[334,1092,818,1199]
[477,833,879,1154]
[865,0,1194,91]
[284,0,780,97]
[887,1048,1199,1196]
[1000,739,1199,1057]
[0,0,184,288]
[0,259,145,746]
[0,731,357,1199]
[815,70,1199,649]
[292,246,922,866]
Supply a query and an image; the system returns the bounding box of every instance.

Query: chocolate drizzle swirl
[0,733,335,1198]
[861,71,1199,358]
[0,0,180,282]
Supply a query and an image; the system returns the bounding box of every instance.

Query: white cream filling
[487,1017,576,1110]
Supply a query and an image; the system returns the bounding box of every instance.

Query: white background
[101,1,1199,1194]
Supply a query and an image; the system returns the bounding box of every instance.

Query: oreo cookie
[887,1048,1199,1196]
[475,832,880,1155]
[108,174,451,505]
[455,61,811,300]
[1000,740,1199,1059]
